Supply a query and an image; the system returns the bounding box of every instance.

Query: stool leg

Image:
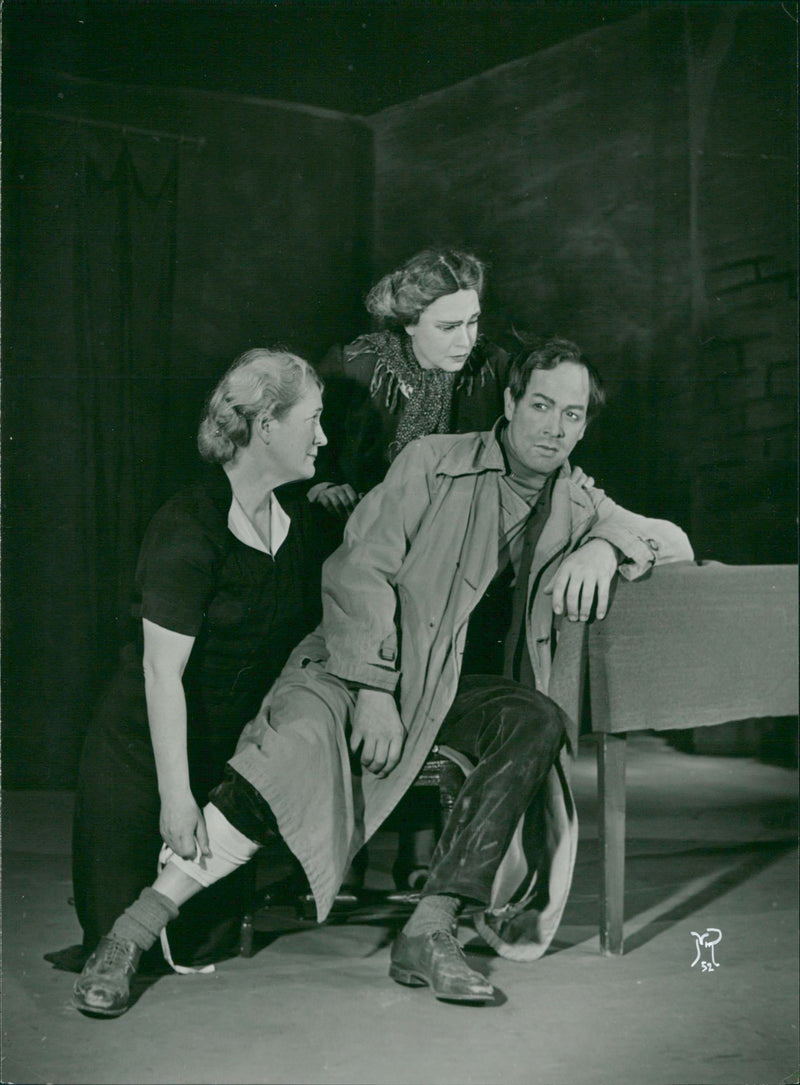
[239,859,258,958]
[437,761,465,820]
[598,733,626,956]
[239,913,255,958]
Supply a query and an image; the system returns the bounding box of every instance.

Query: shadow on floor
[548,835,797,954]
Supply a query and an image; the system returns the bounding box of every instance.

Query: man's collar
[435,419,506,477]
[436,419,572,485]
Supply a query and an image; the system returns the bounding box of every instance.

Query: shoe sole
[389,963,493,1003]
[71,994,129,1018]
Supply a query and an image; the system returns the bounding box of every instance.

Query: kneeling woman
[65,349,337,975]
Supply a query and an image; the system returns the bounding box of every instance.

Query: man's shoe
[72,935,142,1017]
[389,929,494,1003]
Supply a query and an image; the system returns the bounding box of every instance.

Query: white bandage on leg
[166,803,261,888]
[157,804,262,975]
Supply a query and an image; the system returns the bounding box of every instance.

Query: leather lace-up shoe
[389,929,494,1003]
[72,935,142,1017]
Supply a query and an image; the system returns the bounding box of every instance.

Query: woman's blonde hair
[197,348,322,464]
[365,248,486,328]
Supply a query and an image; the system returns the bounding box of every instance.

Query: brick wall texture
[370,5,796,564]
[690,9,797,562]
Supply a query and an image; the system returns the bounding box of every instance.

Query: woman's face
[265,383,327,483]
[405,289,480,372]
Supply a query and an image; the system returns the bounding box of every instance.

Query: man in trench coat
[74,337,693,1015]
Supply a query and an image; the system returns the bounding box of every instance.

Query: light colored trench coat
[230,426,693,959]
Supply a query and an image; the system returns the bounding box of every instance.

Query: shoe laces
[428,929,467,960]
[97,937,136,969]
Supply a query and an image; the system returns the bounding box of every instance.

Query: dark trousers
[211,674,567,909]
[423,674,567,905]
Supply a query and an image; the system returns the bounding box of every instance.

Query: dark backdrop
[2,72,372,786]
[368,4,797,552]
[2,2,796,787]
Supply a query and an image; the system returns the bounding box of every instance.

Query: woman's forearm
[144,670,192,801]
[141,618,196,803]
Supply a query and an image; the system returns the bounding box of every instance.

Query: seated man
[73,337,693,1015]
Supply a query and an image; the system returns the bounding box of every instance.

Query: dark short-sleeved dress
[70,465,339,969]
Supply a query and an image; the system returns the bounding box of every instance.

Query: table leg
[598,732,627,955]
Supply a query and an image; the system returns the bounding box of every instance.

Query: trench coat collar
[435,422,593,518]
[434,420,507,477]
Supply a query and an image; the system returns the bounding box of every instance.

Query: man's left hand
[544,538,619,621]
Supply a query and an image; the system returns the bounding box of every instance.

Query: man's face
[503,361,589,478]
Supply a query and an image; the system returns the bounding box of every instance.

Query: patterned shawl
[352,330,497,461]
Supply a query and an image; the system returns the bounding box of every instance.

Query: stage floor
[2,732,798,1085]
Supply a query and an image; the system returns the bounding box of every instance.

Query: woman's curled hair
[365,248,486,328]
[197,348,322,464]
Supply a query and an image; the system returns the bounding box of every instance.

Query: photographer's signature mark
[691,928,722,971]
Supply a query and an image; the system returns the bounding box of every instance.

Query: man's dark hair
[507,336,606,420]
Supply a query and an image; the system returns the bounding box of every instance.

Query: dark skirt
[67,664,248,972]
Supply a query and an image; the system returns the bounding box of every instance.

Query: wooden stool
[238,745,466,956]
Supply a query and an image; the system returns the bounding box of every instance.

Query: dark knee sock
[109,887,179,952]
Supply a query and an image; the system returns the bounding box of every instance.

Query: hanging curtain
[75,126,180,664]
[3,114,184,786]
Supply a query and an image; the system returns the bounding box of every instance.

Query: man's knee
[269,664,354,736]
[497,690,566,755]
[209,766,278,845]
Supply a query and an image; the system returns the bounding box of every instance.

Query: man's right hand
[350,689,406,778]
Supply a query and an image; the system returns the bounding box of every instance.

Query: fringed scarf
[351,330,496,461]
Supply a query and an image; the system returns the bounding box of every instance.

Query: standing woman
[308,249,509,887]
[308,248,509,519]
[53,349,337,973]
